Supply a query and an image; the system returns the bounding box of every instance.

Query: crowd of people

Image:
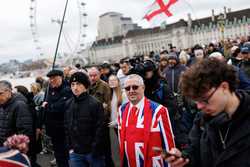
[0,36,250,167]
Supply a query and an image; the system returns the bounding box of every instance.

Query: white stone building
[88,8,250,64]
[191,8,250,44]
[97,12,141,40]
[123,19,191,56]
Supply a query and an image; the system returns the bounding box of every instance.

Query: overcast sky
[0,0,249,64]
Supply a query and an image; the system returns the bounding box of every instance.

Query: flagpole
[52,0,69,69]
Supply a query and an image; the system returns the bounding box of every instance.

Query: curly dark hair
[180,58,238,99]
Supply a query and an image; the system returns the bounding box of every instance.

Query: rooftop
[192,8,250,28]
[125,19,187,38]
[99,12,122,18]
[92,35,124,47]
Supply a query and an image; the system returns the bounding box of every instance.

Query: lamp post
[52,0,69,69]
[91,44,97,65]
[217,13,226,41]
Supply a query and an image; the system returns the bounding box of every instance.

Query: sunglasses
[124,85,139,91]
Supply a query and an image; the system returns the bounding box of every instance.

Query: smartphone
[152,147,181,158]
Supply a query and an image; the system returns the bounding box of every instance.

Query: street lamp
[90,44,97,64]
[217,13,226,41]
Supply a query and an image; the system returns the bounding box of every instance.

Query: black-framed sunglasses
[124,85,139,91]
[195,87,219,105]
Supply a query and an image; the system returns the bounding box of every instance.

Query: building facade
[192,8,250,44]
[88,8,250,64]
[97,12,141,40]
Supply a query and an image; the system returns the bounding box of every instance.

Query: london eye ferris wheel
[29,0,88,65]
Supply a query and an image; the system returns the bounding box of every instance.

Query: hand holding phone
[159,147,190,167]
[152,147,181,158]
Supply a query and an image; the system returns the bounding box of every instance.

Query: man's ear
[142,85,145,91]
[220,81,229,91]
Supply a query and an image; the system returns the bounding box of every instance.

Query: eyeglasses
[195,87,219,105]
[124,85,139,91]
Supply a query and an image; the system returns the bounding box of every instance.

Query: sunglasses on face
[124,85,139,91]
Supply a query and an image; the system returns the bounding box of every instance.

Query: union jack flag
[118,98,175,167]
[0,147,30,167]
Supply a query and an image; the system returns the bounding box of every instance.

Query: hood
[233,90,250,119]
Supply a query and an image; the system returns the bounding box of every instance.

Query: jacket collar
[74,92,89,102]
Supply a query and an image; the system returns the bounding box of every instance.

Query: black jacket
[163,63,186,93]
[65,92,105,156]
[144,77,174,108]
[186,90,250,167]
[144,78,176,123]
[42,81,72,136]
[0,93,33,145]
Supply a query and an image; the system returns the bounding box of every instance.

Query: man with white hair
[88,67,111,115]
[209,52,224,60]
[117,74,175,167]
[88,67,113,167]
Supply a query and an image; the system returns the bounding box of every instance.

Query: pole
[52,0,69,69]
[45,0,69,120]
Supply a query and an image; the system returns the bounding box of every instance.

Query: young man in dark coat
[165,58,250,167]
[65,72,105,167]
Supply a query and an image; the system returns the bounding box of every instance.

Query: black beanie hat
[167,52,178,61]
[47,69,63,77]
[143,59,156,72]
[69,72,90,89]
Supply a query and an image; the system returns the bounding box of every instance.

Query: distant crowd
[0,36,250,167]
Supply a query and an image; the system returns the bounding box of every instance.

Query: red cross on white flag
[144,0,179,21]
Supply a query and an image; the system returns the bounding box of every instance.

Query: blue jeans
[69,152,105,167]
